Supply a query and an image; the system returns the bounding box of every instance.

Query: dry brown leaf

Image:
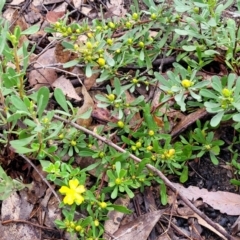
[171,108,208,137]
[73,0,83,8]
[112,210,164,240]
[10,0,25,5]
[24,5,42,24]
[106,0,127,18]
[52,76,82,101]
[173,182,240,215]
[28,48,58,89]
[46,11,65,23]
[84,68,99,90]
[55,43,76,64]
[103,196,130,239]
[76,85,94,127]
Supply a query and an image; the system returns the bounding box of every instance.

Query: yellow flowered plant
[59,179,86,205]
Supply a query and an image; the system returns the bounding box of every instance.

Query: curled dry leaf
[76,85,94,127]
[28,48,58,89]
[52,76,82,101]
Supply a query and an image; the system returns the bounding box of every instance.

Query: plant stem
[13,47,25,99]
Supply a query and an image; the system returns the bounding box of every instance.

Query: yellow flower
[97,57,106,67]
[94,219,100,226]
[99,201,107,208]
[181,79,193,88]
[117,121,125,128]
[59,179,86,205]
[222,88,232,97]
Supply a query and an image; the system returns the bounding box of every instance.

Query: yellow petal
[74,194,84,205]
[59,186,70,194]
[63,194,74,205]
[69,179,79,190]
[75,185,86,194]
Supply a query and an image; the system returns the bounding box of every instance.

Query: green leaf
[139,49,144,61]
[124,186,134,198]
[200,89,218,99]
[230,179,240,186]
[175,29,203,39]
[0,21,9,55]
[182,45,196,51]
[63,59,79,68]
[110,204,132,214]
[189,90,201,101]
[10,95,29,113]
[44,122,63,140]
[210,145,220,155]
[232,113,240,122]
[0,0,6,13]
[115,161,121,176]
[211,76,222,93]
[107,171,117,184]
[37,87,50,118]
[11,146,35,154]
[54,88,69,113]
[10,135,36,147]
[209,152,219,165]
[180,166,188,183]
[81,162,100,172]
[21,25,40,35]
[114,77,121,96]
[204,49,219,55]
[210,111,224,127]
[160,183,167,205]
[106,56,115,67]
[0,165,10,182]
[77,108,92,119]
[61,41,74,50]
[86,64,92,77]
[111,186,118,199]
[39,160,52,169]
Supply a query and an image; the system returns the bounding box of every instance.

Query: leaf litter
[1,0,240,240]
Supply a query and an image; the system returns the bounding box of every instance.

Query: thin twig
[1,219,59,232]
[52,114,234,240]
[19,154,61,204]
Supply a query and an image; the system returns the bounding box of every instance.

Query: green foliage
[0,165,30,200]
